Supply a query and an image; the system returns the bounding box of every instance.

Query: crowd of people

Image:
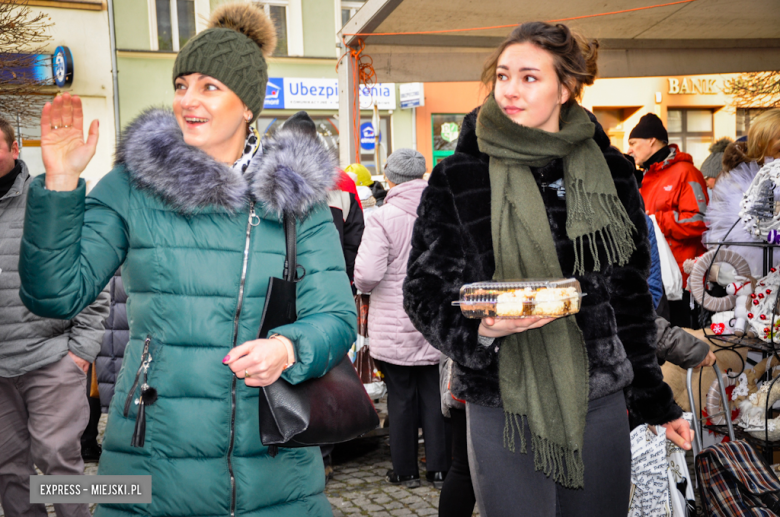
[2,2,780,516]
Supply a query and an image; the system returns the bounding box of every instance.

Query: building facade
[6,0,117,188]
[417,74,773,170]
[113,0,415,176]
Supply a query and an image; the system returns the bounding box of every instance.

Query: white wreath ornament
[689,249,752,312]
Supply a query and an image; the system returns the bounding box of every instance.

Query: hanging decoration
[739,159,780,240]
[747,267,780,342]
[688,249,752,312]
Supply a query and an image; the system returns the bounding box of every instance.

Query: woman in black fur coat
[404,22,690,517]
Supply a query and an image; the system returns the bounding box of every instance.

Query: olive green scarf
[476,94,636,489]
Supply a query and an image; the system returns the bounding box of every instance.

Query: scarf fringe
[570,180,637,276]
[503,412,585,489]
[504,413,527,454]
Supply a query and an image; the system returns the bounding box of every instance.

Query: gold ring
[62,125,71,128]
[51,125,60,130]
[245,369,252,378]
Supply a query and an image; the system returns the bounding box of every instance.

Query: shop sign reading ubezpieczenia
[264,78,396,110]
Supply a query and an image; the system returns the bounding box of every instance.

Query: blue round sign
[52,46,74,88]
[360,122,380,151]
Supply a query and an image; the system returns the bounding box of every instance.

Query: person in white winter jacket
[354,149,451,489]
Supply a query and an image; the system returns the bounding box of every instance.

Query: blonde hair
[481,22,598,105]
[747,108,780,165]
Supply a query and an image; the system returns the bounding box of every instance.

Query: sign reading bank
[264,78,396,110]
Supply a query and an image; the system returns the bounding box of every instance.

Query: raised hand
[41,92,99,191]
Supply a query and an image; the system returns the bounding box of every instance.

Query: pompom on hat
[172,2,276,123]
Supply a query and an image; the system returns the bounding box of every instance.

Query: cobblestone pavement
[1,411,706,517]
[326,435,479,517]
[4,408,480,517]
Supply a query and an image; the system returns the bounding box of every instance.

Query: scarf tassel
[503,412,585,489]
[570,180,636,276]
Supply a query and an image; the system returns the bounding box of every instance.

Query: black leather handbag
[257,214,379,455]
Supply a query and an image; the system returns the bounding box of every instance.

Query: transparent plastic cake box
[452,279,584,319]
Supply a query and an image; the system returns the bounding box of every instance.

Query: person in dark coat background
[82,271,129,463]
[282,110,365,481]
[95,270,128,414]
[283,111,365,287]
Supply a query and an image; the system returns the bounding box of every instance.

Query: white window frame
[341,0,364,20]
[148,0,208,52]
[335,0,364,56]
[257,0,303,57]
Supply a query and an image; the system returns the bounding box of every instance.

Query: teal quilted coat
[19,110,357,517]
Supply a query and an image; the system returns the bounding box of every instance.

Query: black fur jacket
[403,108,682,426]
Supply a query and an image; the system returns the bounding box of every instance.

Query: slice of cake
[533,287,578,316]
[496,288,535,317]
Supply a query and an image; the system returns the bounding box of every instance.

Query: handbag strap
[283,213,297,282]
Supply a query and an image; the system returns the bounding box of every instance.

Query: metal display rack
[687,239,780,465]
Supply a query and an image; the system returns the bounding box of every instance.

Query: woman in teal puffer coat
[18,4,355,516]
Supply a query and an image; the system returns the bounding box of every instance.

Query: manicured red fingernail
[222,355,230,363]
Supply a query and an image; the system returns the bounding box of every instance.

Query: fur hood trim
[115,108,336,217]
[723,141,750,172]
[709,137,733,154]
[246,128,337,219]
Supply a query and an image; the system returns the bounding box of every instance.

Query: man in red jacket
[628,113,708,329]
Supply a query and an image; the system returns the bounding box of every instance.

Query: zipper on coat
[124,336,152,417]
[228,202,259,517]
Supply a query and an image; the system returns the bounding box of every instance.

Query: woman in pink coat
[354,149,450,489]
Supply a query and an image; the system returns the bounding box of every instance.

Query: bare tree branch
[725,71,780,109]
[0,1,53,132]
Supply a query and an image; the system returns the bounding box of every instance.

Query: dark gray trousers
[377,361,451,477]
[467,391,631,517]
[0,354,91,517]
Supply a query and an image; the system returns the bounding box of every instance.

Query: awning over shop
[335,0,780,164]
[340,0,780,81]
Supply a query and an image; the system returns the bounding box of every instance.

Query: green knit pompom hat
[172,2,277,123]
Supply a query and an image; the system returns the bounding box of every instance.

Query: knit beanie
[629,113,668,142]
[172,2,276,123]
[700,137,733,179]
[384,148,426,185]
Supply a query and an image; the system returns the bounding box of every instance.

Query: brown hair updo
[481,21,599,105]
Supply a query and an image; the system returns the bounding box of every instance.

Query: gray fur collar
[115,108,336,218]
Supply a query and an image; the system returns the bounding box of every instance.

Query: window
[432,114,465,164]
[155,0,196,52]
[340,0,365,28]
[258,2,289,56]
[737,108,771,138]
[667,108,714,168]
